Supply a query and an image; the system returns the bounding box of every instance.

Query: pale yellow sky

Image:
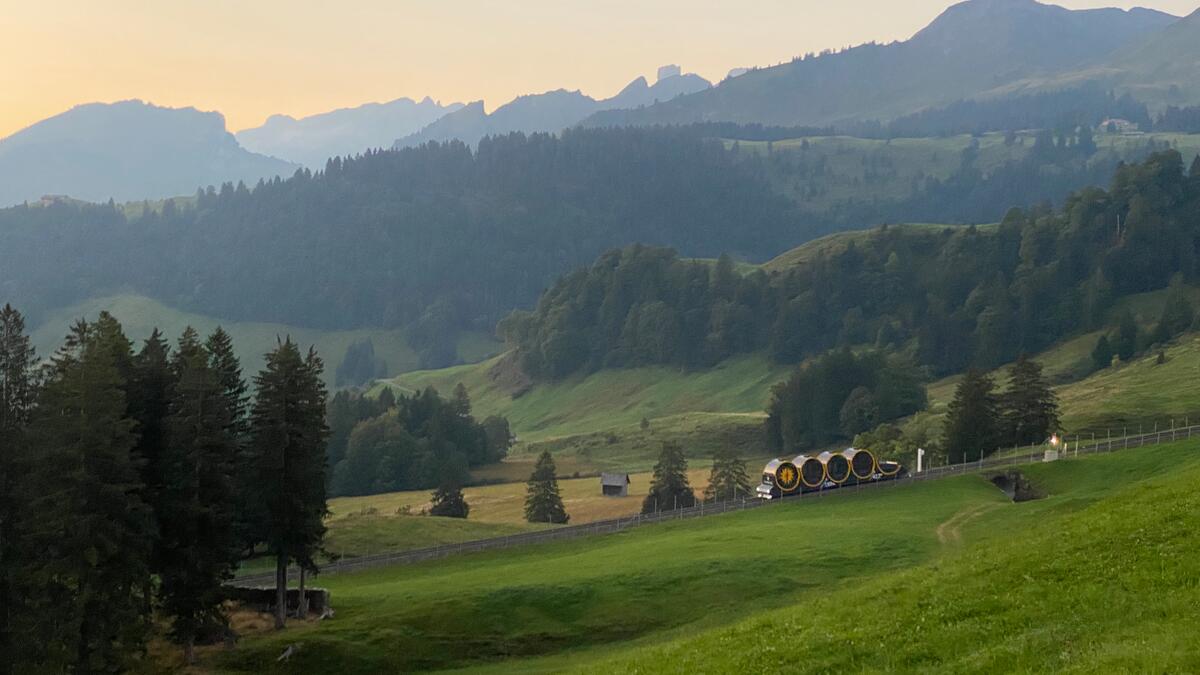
[0,0,1195,138]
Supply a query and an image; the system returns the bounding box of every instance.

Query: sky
[1,0,1196,138]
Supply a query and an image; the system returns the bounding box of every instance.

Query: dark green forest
[0,307,331,669]
[326,385,512,497]
[0,128,801,368]
[504,151,1200,381]
[2,124,1187,370]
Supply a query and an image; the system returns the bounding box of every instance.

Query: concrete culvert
[793,455,827,488]
[842,448,876,480]
[989,470,1045,502]
[819,451,851,484]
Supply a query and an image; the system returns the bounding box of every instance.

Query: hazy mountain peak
[0,100,295,205]
[395,68,709,148]
[237,96,463,167]
[584,0,1177,129]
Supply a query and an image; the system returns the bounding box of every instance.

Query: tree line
[504,152,1200,382]
[0,305,329,670]
[843,85,1151,140]
[326,384,513,498]
[766,350,927,454]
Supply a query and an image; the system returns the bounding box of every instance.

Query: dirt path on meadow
[936,502,1004,544]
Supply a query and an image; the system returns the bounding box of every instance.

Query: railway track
[232,424,1199,586]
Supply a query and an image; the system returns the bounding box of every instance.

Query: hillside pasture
[210,440,1200,673]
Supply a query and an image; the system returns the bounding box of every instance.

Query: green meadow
[209,440,1200,673]
[28,294,500,388]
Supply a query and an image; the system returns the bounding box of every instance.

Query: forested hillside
[504,151,1200,381]
[4,125,1196,370]
[0,128,799,368]
[748,127,1200,227]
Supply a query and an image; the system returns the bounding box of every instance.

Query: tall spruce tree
[205,327,252,554]
[206,327,248,438]
[642,442,695,514]
[22,319,155,671]
[524,451,568,524]
[1091,334,1114,371]
[128,329,173,593]
[1000,356,1060,447]
[1115,310,1139,362]
[703,447,752,501]
[1152,276,1195,344]
[0,305,39,673]
[247,339,330,630]
[943,369,1002,463]
[159,328,242,663]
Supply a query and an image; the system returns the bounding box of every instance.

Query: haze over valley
[5,1,1200,673]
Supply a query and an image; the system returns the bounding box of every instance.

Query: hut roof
[600,472,630,487]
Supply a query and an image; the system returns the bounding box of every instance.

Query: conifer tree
[247,339,330,629]
[0,305,39,674]
[1091,334,1114,371]
[206,327,248,438]
[703,447,752,501]
[943,369,1002,463]
[1115,310,1139,361]
[159,328,241,663]
[642,441,695,514]
[205,327,252,552]
[377,386,397,409]
[524,451,568,524]
[452,382,472,417]
[22,319,154,671]
[128,329,173,587]
[1152,276,1194,344]
[1000,356,1060,447]
[430,481,470,519]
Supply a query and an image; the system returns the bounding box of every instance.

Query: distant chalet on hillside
[600,473,630,497]
[1098,118,1140,134]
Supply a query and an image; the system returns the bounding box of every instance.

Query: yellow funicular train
[755,448,904,499]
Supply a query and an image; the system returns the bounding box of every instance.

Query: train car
[756,448,905,499]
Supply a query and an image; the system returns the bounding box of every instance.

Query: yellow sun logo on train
[776,462,800,492]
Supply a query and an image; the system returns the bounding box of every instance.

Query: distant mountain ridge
[237,96,463,168]
[395,69,711,148]
[582,0,1179,129]
[0,100,297,206]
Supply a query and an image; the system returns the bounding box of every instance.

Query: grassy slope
[588,442,1200,674]
[210,440,1200,674]
[386,353,783,442]
[761,222,982,273]
[384,353,790,473]
[236,516,541,576]
[379,276,1200,477]
[28,294,500,387]
[923,285,1200,438]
